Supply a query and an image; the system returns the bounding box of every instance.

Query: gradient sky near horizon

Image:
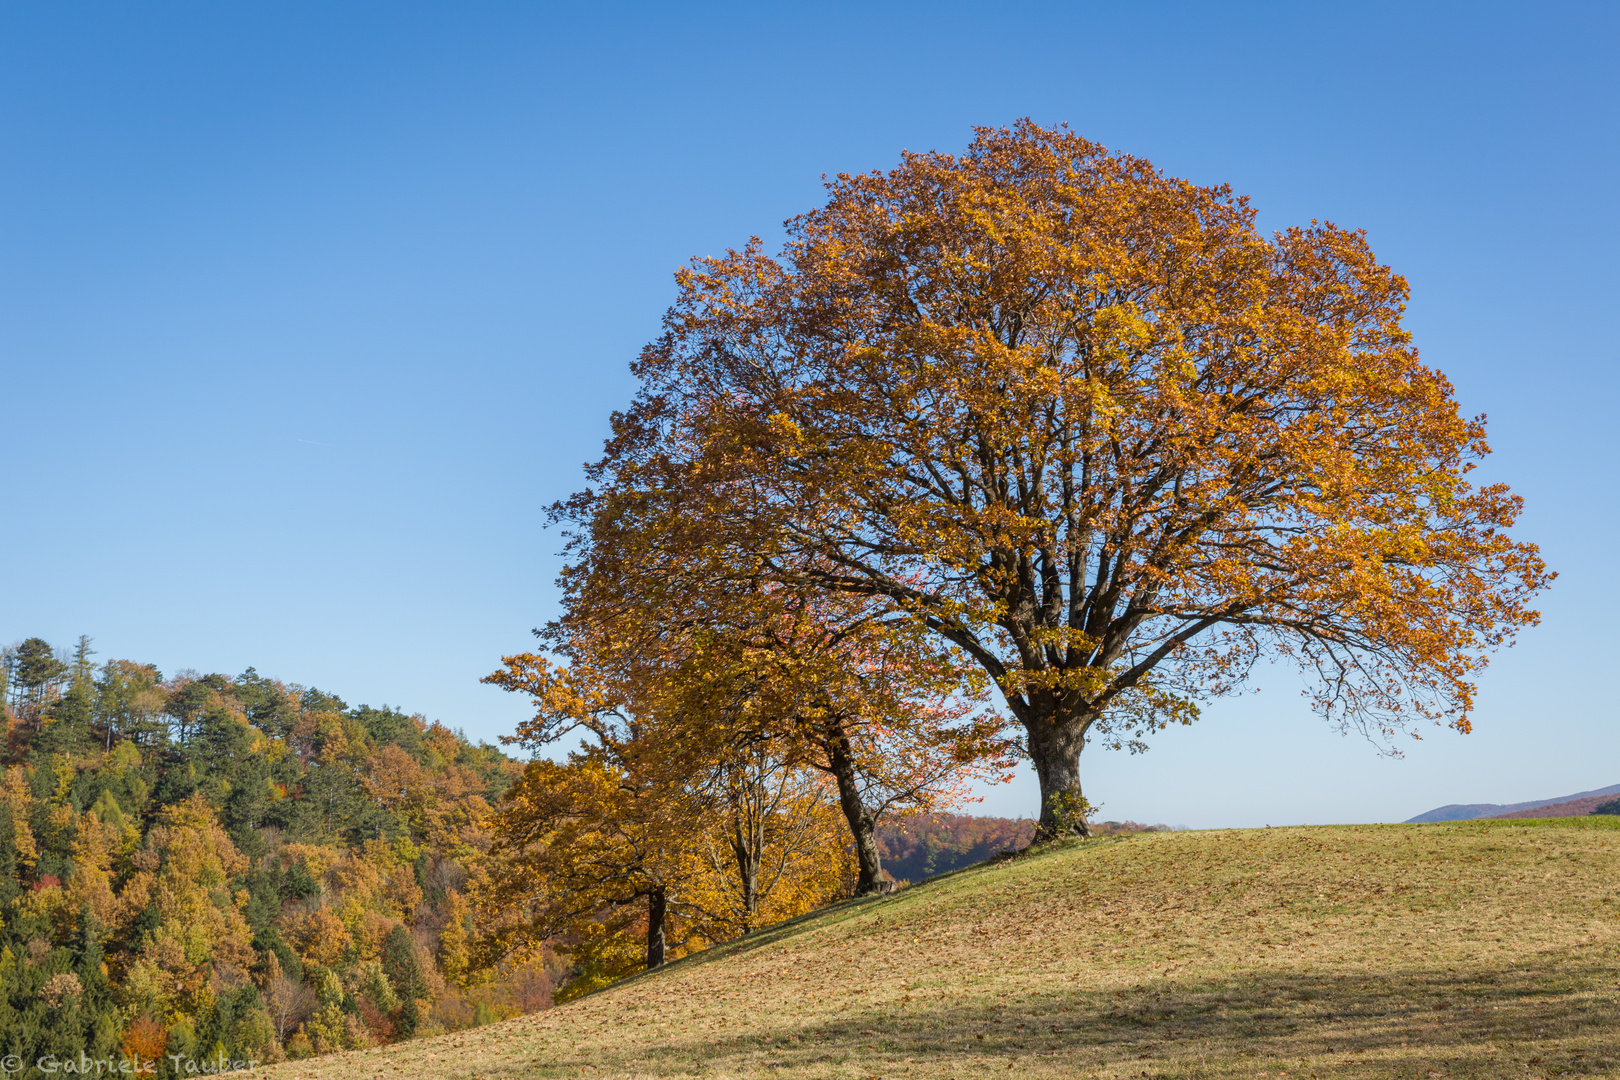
[3,2,1616,827]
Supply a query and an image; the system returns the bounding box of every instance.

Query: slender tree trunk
[730,826,759,922]
[824,730,884,895]
[645,886,667,969]
[726,766,763,927]
[1027,707,1092,839]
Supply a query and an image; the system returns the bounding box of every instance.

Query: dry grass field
[264,818,1620,1079]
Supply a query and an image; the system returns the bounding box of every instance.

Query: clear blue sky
[3,2,1615,827]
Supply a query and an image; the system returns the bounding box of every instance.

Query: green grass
[266,817,1620,1079]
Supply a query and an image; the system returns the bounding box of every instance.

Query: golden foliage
[566,118,1551,833]
[473,711,851,985]
[295,910,352,968]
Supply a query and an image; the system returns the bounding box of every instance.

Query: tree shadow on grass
[503,953,1620,1079]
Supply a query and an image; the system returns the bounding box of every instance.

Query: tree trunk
[824,729,884,895]
[722,762,768,929]
[1027,711,1092,839]
[730,824,759,921]
[645,886,667,969]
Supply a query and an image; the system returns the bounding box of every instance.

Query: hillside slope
[267,820,1620,1079]
[1493,795,1616,819]
[1406,782,1620,822]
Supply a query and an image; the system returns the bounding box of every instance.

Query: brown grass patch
[262,818,1620,1078]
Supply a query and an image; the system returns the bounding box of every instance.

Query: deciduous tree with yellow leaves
[474,640,854,983]
[488,568,1015,898]
[566,119,1551,837]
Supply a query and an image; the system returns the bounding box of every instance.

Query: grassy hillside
[264,819,1620,1079]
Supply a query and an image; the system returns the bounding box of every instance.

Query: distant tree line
[874,814,1177,884]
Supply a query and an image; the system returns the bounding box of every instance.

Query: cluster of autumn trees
[0,635,553,1076]
[472,119,1549,983]
[471,587,1020,983]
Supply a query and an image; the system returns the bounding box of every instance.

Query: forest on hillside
[0,634,1045,1077]
[0,635,555,1076]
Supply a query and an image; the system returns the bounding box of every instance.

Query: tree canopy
[568,119,1551,835]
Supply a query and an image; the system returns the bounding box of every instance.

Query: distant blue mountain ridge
[1405,783,1620,823]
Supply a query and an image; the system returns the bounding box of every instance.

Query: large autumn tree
[572,119,1551,836]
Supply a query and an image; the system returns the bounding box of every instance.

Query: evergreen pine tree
[69,636,96,694]
[38,678,97,758]
[380,925,427,1037]
[9,637,68,723]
